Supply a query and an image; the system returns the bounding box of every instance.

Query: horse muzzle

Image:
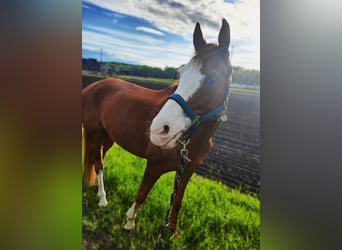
[150,130,184,149]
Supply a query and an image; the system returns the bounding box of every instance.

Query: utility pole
[231,45,234,60]
[100,48,103,62]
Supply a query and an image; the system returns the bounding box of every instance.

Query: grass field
[82,145,260,249]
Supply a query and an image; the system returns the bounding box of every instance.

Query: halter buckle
[220,113,228,122]
[178,139,191,162]
[191,116,200,127]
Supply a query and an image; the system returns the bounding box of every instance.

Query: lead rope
[154,139,191,250]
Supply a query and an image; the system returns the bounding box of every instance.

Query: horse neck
[198,118,220,142]
[165,82,178,94]
[156,83,178,105]
[186,119,220,163]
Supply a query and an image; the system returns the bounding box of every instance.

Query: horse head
[150,19,232,149]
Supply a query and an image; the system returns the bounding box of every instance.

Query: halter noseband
[168,93,227,141]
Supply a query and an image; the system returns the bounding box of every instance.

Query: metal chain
[153,139,191,250]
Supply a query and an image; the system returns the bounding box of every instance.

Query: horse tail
[83,129,97,186]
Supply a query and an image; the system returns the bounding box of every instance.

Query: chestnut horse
[82,19,232,235]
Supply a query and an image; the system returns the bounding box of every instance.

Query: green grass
[82,145,260,249]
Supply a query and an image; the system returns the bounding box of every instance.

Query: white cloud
[136,26,164,36]
[83,24,165,46]
[82,4,91,10]
[82,26,191,68]
[83,0,259,40]
[82,0,259,69]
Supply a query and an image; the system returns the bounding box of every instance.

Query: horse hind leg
[84,129,113,207]
[96,132,114,207]
[96,145,108,207]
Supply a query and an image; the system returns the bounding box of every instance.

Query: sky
[82,0,259,70]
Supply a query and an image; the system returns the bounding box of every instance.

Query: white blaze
[150,59,204,149]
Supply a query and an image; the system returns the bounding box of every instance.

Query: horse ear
[193,22,206,52]
[218,19,230,49]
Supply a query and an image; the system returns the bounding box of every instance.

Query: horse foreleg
[123,162,162,231]
[123,202,140,230]
[167,168,194,236]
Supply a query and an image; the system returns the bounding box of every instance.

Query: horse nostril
[163,125,170,134]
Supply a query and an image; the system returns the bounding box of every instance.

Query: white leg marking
[124,202,139,230]
[97,170,108,207]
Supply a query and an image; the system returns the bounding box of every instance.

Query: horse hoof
[98,199,108,207]
[173,230,181,239]
[123,222,135,231]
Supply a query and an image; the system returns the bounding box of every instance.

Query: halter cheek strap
[168,93,226,140]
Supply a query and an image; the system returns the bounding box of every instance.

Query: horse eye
[204,75,217,85]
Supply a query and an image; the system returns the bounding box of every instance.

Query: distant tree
[232,66,260,86]
[92,60,259,84]
[164,66,178,79]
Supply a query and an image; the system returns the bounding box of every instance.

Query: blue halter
[168,93,226,140]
